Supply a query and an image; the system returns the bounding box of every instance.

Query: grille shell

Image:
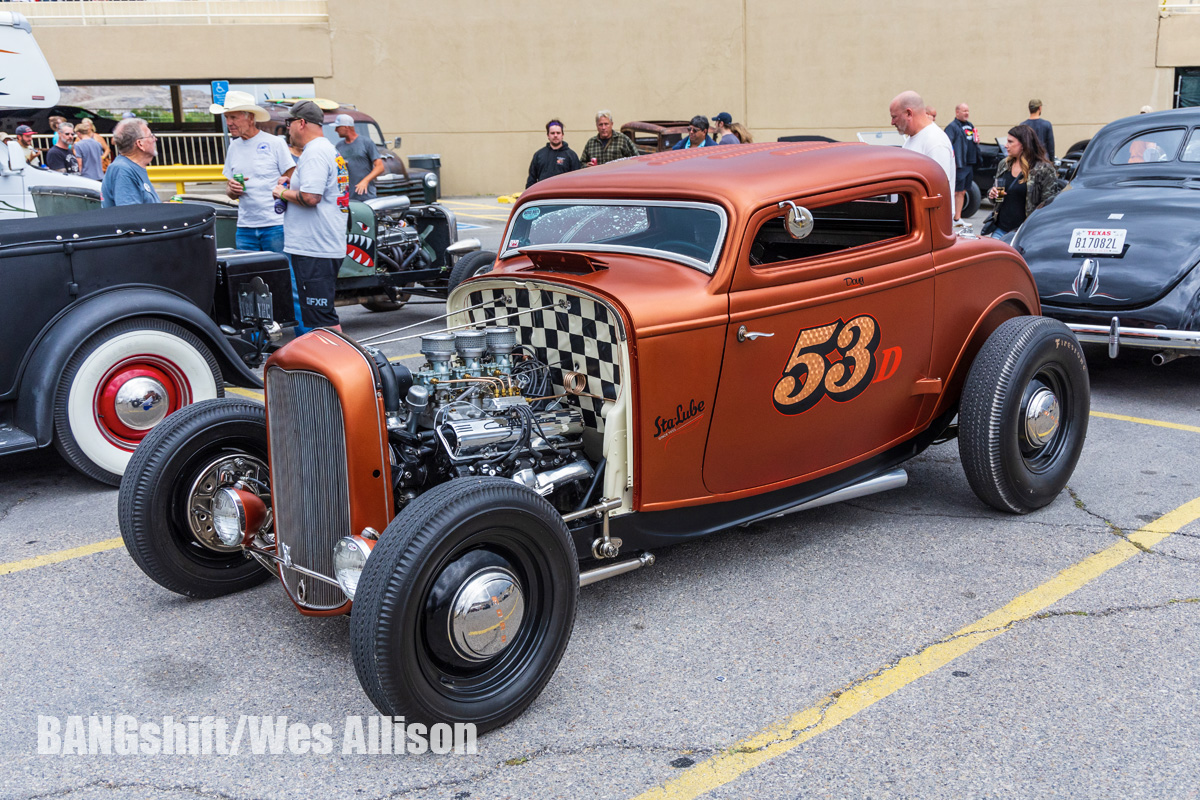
[266,366,351,611]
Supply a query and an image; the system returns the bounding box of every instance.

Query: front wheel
[118,398,272,598]
[447,250,497,292]
[54,318,223,485]
[351,477,578,732]
[958,316,1090,513]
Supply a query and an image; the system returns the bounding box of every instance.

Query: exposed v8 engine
[366,326,594,513]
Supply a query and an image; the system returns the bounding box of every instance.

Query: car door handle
[737,325,774,343]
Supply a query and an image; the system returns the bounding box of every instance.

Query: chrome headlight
[423,172,438,189]
[333,536,374,600]
[212,488,247,547]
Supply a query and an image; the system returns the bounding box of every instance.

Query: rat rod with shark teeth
[120,141,1090,732]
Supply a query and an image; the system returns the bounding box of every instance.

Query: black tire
[54,318,224,486]
[963,181,982,219]
[958,316,1090,513]
[118,398,272,598]
[351,477,578,732]
[447,250,496,292]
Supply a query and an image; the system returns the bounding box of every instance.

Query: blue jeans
[236,225,309,334]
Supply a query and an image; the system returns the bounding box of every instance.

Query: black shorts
[289,254,341,328]
[955,166,973,193]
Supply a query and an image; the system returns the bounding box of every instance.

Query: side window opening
[1110,128,1186,164]
[749,194,910,266]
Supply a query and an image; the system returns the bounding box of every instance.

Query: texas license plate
[1068,228,1126,255]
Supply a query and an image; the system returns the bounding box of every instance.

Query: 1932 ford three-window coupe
[120,142,1090,731]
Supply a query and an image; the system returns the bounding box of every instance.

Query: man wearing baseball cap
[14,124,41,166]
[712,112,739,145]
[333,113,384,199]
[272,100,350,332]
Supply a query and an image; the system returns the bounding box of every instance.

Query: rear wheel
[959,316,1090,513]
[118,398,271,598]
[54,318,223,485]
[447,250,496,292]
[351,477,578,732]
[962,181,982,218]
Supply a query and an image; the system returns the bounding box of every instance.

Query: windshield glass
[502,200,726,273]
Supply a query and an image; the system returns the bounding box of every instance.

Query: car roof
[1076,107,1200,175]
[520,141,949,215]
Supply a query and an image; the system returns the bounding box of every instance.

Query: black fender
[15,286,262,448]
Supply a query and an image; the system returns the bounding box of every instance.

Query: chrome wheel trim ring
[185,454,270,552]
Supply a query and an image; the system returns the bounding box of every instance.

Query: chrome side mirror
[778,200,814,240]
[392,136,403,150]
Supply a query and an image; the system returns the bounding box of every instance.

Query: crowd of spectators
[526,109,753,187]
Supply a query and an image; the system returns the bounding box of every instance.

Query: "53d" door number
[772,315,885,414]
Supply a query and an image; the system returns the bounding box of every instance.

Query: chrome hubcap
[186,454,270,552]
[113,376,169,431]
[1024,387,1060,448]
[448,567,525,662]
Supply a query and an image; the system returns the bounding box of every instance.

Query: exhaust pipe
[1152,351,1183,366]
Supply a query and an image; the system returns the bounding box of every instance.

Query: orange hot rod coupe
[120,142,1090,731]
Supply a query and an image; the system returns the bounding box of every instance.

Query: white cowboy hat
[209,90,269,122]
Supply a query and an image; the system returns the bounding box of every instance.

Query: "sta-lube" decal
[772,315,898,414]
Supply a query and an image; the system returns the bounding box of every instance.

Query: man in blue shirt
[101,117,160,207]
[672,116,717,150]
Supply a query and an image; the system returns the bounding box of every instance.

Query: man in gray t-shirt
[273,101,349,331]
[333,113,385,199]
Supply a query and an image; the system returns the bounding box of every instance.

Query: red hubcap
[94,356,191,447]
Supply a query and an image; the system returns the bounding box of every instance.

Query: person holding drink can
[982,124,1059,241]
[212,91,295,253]
[212,90,303,329]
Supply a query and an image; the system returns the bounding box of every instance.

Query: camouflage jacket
[993,159,1059,219]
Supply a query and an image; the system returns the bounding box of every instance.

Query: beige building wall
[37,23,332,82]
[30,0,1199,195]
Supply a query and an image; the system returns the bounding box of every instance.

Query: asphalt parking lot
[3,199,1200,799]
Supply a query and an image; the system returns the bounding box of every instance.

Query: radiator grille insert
[266,367,350,610]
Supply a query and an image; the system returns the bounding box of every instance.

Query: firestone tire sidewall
[960,318,1090,513]
[351,477,578,732]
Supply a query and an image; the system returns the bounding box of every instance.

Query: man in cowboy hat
[212,90,304,330]
[211,90,295,255]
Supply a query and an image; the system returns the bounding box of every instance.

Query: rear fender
[16,286,261,446]
[932,296,1034,421]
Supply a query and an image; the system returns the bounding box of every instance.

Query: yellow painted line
[225,386,263,401]
[459,213,513,221]
[1090,410,1200,435]
[632,496,1200,800]
[0,538,124,576]
[390,353,423,361]
[442,200,513,211]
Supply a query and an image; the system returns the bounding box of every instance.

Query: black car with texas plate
[1013,109,1200,363]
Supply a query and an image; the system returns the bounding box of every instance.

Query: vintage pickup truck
[120,141,1089,731]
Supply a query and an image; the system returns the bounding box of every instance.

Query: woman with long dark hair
[984,124,1059,240]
